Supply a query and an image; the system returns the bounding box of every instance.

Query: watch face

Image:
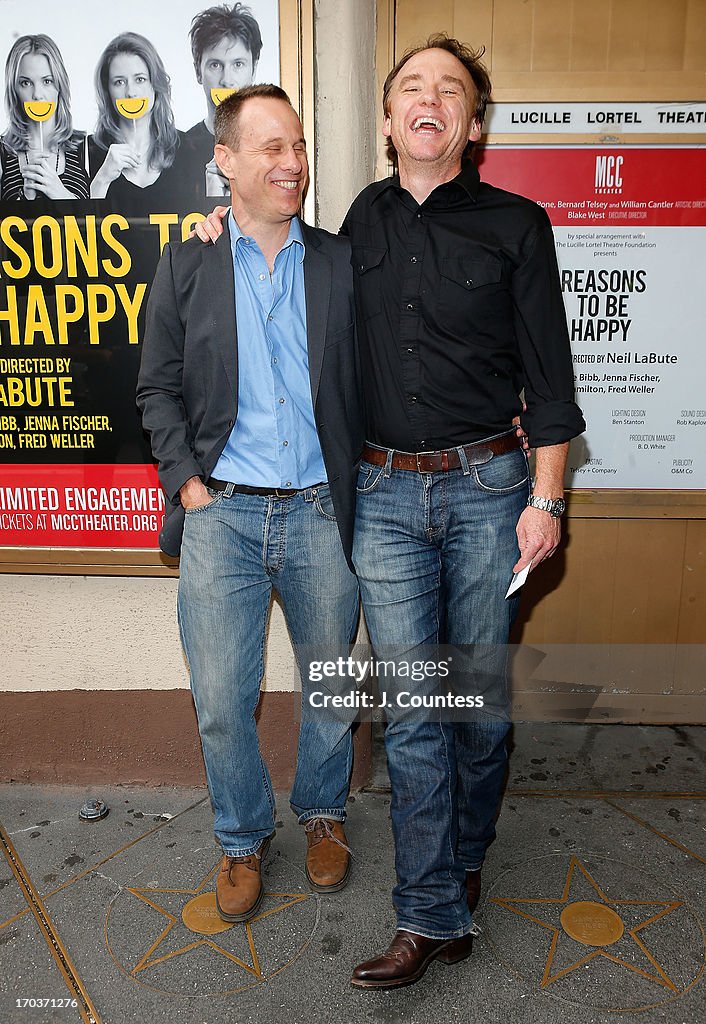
[553,498,566,517]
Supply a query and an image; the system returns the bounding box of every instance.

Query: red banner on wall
[477,147,706,227]
[0,463,163,547]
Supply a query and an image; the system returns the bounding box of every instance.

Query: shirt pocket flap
[351,246,386,274]
[440,256,502,290]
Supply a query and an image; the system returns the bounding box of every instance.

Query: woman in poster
[0,34,89,200]
[89,32,185,205]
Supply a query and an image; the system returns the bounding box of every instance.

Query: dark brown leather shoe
[215,834,273,923]
[304,818,351,892]
[351,929,473,989]
[466,868,482,914]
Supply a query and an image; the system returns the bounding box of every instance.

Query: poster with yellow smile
[23,99,56,121]
[210,87,236,106]
[114,98,150,119]
[0,0,280,553]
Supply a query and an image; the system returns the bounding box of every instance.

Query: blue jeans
[178,484,359,857]
[353,439,529,938]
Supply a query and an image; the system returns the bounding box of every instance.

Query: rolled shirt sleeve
[511,211,586,447]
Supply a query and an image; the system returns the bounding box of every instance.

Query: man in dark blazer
[136,85,363,925]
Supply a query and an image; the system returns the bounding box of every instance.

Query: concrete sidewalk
[1,724,704,1024]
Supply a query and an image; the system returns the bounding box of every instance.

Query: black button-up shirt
[341,161,585,451]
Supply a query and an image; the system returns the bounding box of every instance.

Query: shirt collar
[371,159,481,205]
[228,210,305,263]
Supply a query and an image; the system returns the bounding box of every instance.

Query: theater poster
[0,0,280,552]
[477,107,706,490]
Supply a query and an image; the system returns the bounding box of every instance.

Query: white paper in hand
[505,559,533,599]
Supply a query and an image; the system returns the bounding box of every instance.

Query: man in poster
[183,2,263,197]
[137,86,362,923]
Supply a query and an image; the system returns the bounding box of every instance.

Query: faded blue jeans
[353,438,529,938]
[178,483,359,857]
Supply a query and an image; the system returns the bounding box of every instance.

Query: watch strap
[527,495,565,517]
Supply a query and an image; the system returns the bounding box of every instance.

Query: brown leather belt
[362,432,520,473]
[207,478,310,497]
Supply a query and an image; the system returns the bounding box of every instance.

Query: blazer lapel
[302,224,331,407]
[204,229,238,398]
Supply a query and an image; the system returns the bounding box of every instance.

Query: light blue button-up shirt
[213,212,327,488]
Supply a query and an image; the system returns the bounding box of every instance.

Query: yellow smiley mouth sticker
[24,101,56,122]
[115,98,149,119]
[211,88,236,106]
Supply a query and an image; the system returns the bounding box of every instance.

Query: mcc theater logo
[595,155,624,195]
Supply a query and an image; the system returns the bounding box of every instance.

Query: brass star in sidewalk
[491,854,683,991]
[125,860,311,979]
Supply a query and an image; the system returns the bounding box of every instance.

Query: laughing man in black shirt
[345,35,584,990]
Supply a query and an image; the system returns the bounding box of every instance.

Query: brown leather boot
[215,834,273,923]
[351,929,474,989]
[466,868,482,914]
[304,818,351,892]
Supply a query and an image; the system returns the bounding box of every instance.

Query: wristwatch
[527,495,566,518]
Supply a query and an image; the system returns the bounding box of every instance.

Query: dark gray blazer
[136,219,363,562]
